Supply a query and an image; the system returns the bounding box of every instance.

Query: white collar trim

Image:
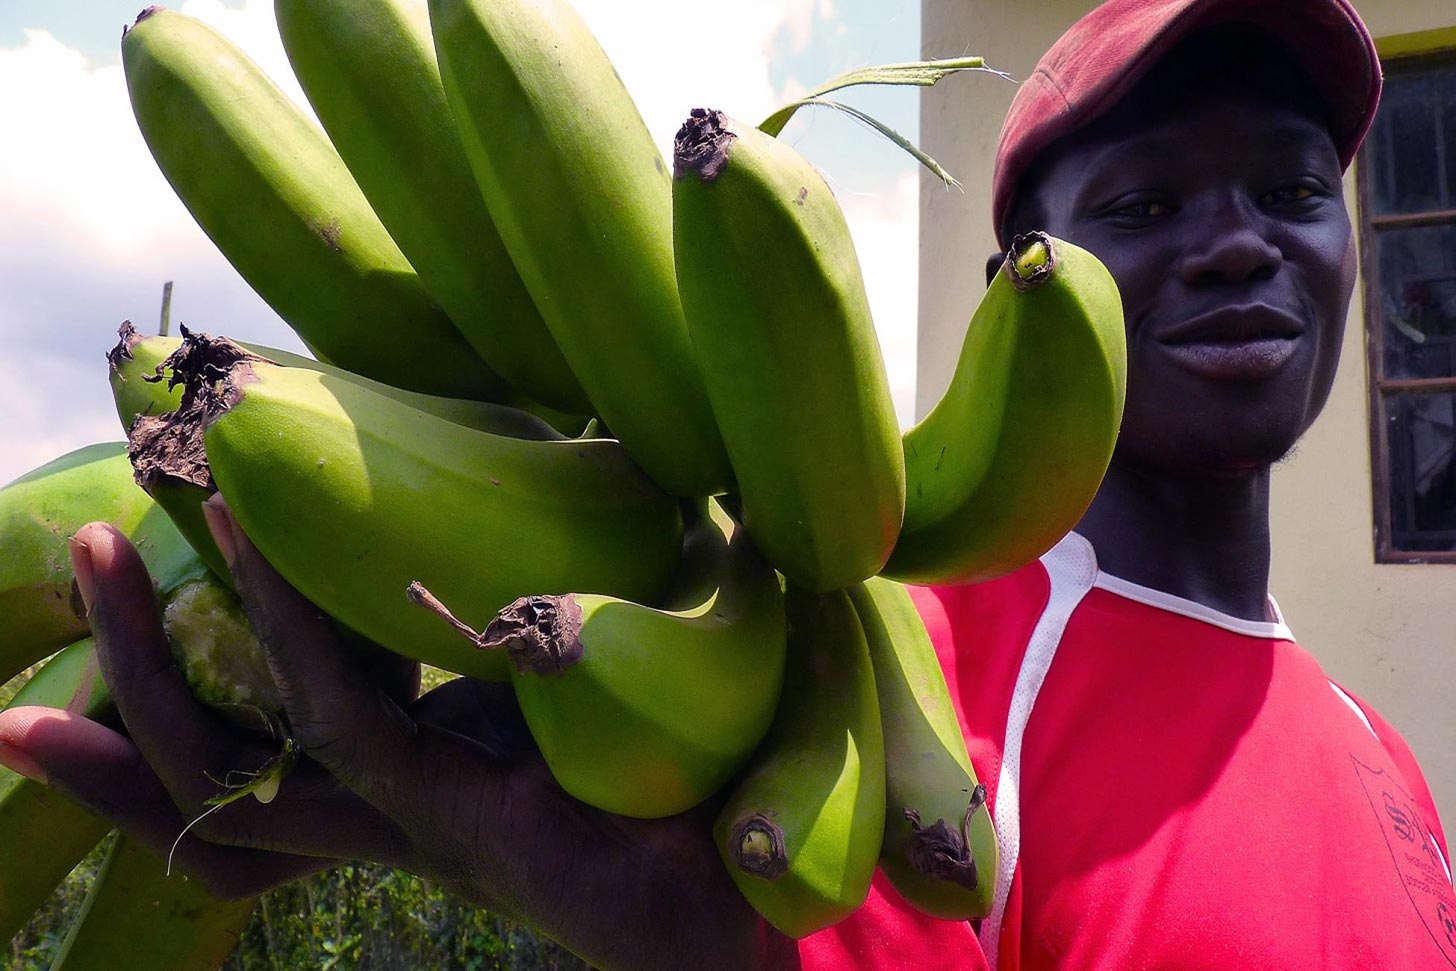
[1074,535,1295,641]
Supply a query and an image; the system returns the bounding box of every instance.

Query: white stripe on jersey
[978,533,1098,968]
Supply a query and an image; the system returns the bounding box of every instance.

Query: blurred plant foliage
[6,836,593,970]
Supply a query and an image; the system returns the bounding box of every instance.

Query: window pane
[1369,59,1456,216]
[1377,223,1456,380]
[1385,391,1456,553]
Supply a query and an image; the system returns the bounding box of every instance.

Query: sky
[0,0,960,487]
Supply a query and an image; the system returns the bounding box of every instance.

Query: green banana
[848,576,997,920]
[134,331,683,681]
[429,0,732,497]
[713,585,885,939]
[0,640,114,945]
[121,6,506,401]
[672,109,905,592]
[412,501,786,818]
[884,232,1127,585]
[273,0,589,414]
[110,323,573,583]
[48,833,257,971]
[0,443,201,683]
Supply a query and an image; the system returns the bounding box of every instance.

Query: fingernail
[0,742,48,785]
[68,536,95,617]
[202,493,237,568]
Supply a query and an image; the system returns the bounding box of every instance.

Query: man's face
[1022,88,1357,480]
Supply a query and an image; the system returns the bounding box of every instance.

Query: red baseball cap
[991,0,1382,247]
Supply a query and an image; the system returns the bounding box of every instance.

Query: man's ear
[984,252,1005,288]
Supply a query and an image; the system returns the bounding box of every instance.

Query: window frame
[1357,44,1456,564]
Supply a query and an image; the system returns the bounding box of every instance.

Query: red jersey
[799,533,1455,970]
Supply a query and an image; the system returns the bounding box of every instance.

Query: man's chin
[1118,431,1302,482]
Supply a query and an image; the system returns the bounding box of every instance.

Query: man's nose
[1176,198,1282,285]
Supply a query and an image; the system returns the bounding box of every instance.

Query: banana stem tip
[673,108,735,182]
[729,813,789,880]
[407,584,585,675]
[126,6,165,37]
[1004,231,1057,292]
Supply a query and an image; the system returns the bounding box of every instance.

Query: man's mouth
[1155,305,1304,381]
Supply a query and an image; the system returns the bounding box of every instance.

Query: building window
[1359,47,1456,562]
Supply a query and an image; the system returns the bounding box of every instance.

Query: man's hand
[0,500,796,970]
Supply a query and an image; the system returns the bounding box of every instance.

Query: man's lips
[1157,304,1305,344]
[1153,305,1305,381]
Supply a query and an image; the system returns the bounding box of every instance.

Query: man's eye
[1111,200,1172,219]
[1264,185,1318,206]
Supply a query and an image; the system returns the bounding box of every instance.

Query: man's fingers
[0,705,179,844]
[0,706,409,867]
[0,706,320,901]
[63,523,414,863]
[72,522,251,812]
[205,495,441,823]
[206,495,386,739]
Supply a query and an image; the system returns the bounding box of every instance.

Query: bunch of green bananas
[1,0,1130,957]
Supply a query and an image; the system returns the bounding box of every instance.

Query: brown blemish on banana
[121,325,274,492]
[903,783,987,891]
[673,108,736,182]
[313,217,343,252]
[729,813,789,880]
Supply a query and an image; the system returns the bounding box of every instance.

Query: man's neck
[1073,459,1274,622]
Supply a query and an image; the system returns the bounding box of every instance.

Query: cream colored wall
[918,0,1456,820]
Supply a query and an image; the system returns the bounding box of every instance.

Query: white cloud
[0,1,311,261]
[572,0,835,153]
[0,29,175,256]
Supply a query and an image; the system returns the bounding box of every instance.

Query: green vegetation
[5,836,593,970]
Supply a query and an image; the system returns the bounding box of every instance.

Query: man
[801,2,1455,967]
[1,0,1450,968]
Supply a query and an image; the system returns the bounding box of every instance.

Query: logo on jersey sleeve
[1354,757,1456,966]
